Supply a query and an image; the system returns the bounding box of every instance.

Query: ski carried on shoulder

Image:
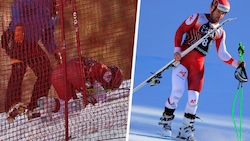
[133,17,236,93]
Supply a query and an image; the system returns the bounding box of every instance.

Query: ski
[130,132,190,141]
[156,132,193,141]
[130,132,176,140]
[133,17,236,93]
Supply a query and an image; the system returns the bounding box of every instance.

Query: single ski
[133,17,236,93]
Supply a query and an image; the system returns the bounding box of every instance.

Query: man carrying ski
[158,0,244,140]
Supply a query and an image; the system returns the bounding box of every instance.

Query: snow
[128,105,250,141]
[0,80,130,141]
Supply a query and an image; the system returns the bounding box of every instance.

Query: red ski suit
[175,13,237,92]
[51,57,123,101]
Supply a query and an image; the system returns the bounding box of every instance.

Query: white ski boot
[158,114,175,137]
[177,113,196,141]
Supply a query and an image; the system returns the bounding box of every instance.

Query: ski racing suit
[50,57,124,102]
[165,13,238,115]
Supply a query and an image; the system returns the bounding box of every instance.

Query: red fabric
[51,57,123,101]
[181,51,205,92]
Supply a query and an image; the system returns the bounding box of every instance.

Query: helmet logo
[217,4,230,12]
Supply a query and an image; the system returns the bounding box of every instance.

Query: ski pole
[232,42,248,141]
[232,82,243,141]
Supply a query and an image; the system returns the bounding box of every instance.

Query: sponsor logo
[190,99,196,104]
[198,23,216,38]
[185,13,197,25]
[199,23,210,34]
[177,70,187,80]
[179,70,186,77]
[189,99,198,106]
[218,5,229,12]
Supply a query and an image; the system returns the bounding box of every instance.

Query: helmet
[211,0,230,13]
[108,66,123,89]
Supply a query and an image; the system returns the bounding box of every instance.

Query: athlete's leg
[28,55,52,110]
[165,64,188,111]
[178,61,204,140]
[185,61,204,114]
[185,90,199,115]
[5,62,26,112]
[159,64,188,137]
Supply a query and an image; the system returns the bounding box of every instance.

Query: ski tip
[228,17,237,21]
[220,17,236,25]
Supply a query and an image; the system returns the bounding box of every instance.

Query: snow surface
[0,80,130,141]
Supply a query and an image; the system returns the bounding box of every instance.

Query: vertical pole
[238,42,244,141]
[71,0,87,107]
[58,0,69,140]
[239,83,243,141]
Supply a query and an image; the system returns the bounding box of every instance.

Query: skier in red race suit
[158,0,244,140]
[50,57,124,107]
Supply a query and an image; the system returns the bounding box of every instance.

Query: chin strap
[232,42,248,141]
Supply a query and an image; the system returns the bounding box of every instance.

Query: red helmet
[108,66,123,89]
[211,0,230,13]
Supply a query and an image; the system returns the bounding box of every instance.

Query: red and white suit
[166,13,238,114]
[51,57,123,102]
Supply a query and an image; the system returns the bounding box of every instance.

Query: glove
[234,61,248,83]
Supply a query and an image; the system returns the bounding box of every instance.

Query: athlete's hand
[172,52,181,67]
[237,61,246,68]
[174,52,181,61]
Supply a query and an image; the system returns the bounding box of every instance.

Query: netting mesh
[0,0,137,140]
